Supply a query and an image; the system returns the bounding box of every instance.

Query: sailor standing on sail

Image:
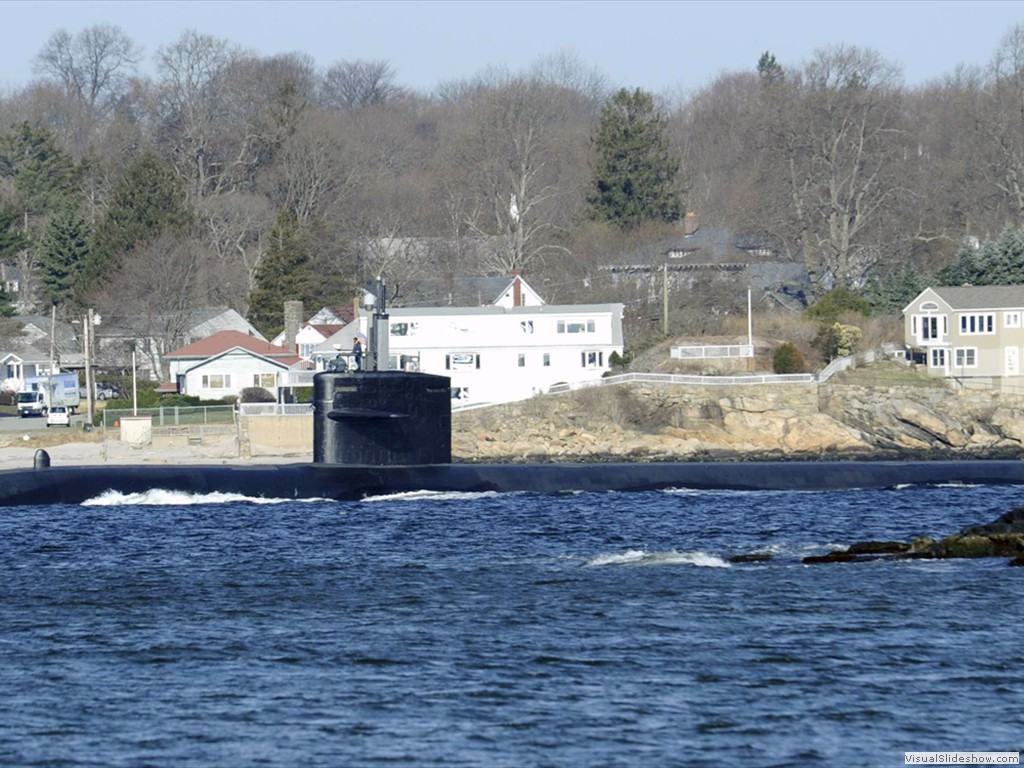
[352,337,364,371]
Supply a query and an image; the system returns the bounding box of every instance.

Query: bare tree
[760,46,906,292]
[983,24,1024,224]
[258,111,366,226]
[32,25,142,155]
[443,77,585,274]
[154,30,245,201]
[320,60,408,110]
[529,49,610,112]
[90,231,204,379]
[198,192,274,305]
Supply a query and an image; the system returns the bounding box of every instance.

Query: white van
[46,406,71,428]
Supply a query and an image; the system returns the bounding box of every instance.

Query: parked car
[79,383,122,400]
[46,405,71,428]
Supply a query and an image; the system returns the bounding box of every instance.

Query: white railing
[547,371,814,395]
[238,403,313,416]
[279,370,317,387]
[817,346,902,383]
[670,344,754,359]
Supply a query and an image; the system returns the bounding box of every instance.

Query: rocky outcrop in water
[803,509,1024,565]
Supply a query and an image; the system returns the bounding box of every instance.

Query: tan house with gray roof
[904,285,1024,387]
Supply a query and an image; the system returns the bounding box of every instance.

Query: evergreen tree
[247,211,315,338]
[862,262,926,313]
[0,123,77,221]
[88,151,190,285]
[757,51,784,87]
[805,286,872,321]
[0,203,25,264]
[936,228,1024,287]
[588,88,682,230]
[0,284,14,317]
[37,204,91,312]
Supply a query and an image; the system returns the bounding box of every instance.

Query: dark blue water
[2,484,1023,767]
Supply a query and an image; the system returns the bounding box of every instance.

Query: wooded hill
[3,24,1024,359]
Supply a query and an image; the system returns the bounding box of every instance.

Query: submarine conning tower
[313,371,452,465]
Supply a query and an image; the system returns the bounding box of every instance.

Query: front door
[1006,346,1020,376]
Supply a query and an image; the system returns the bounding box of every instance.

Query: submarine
[3,369,1024,506]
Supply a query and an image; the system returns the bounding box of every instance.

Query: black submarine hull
[3,460,1024,506]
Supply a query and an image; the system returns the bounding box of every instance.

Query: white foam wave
[662,487,821,497]
[361,489,503,503]
[82,489,328,506]
[584,549,730,568]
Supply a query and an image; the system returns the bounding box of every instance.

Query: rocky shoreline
[451,377,1024,463]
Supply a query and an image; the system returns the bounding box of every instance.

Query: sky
[0,0,1022,96]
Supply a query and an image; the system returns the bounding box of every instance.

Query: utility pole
[662,263,669,336]
[49,304,56,374]
[83,309,95,426]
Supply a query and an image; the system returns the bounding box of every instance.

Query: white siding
[183,350,286,400]
[357,304,624,406]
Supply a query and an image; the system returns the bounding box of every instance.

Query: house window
[517,353,525,367]
[920,301,939,312]
[954,348,977,368]
[253,373,276,387]
[1006,312,1022,329]
[930,348,947,368]
[557,320,595,334]
[299,343,314,359]
[543,353,550,367]
[446,353,479,370]
[959,313,995,335]
[918,315,940,341]
[202,374,231,389]
[391,322,417,336]
[520,321,534,333]
[581,351,604,368]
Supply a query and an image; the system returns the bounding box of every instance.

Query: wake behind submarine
[4,370,1024,506]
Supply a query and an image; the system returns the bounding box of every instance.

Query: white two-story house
[313,302,624,407]
[904,285,1024,388]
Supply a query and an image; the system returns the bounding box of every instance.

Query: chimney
[682,212,699,235]
[512,270,522,307]
[283,300,303,353]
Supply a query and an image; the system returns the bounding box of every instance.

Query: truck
[17,373,82,417]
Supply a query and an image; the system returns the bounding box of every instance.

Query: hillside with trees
[4,23,1024,368]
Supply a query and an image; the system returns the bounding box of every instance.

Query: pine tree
[0,203,25,263]
[37,204,91,312]
[588,88,682,230]
[88,151,190,285]
[0,123,77,220]
[247,211,315,338]
[936,228,1024,287]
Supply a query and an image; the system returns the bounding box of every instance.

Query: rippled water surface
[2,483,1023,766]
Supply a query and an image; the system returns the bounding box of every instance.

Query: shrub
[159,394,202,407]
[239,386,277,403]
[806,287,871,321]
[772,343,806,374]
[813,322,863,359]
